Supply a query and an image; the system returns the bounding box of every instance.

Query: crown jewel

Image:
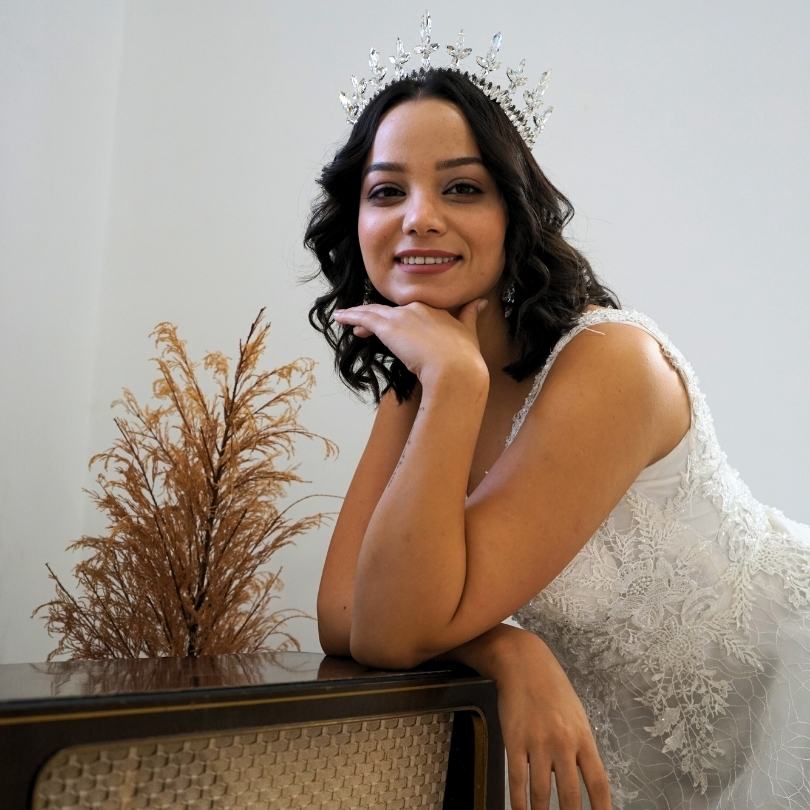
[338,12,553,148]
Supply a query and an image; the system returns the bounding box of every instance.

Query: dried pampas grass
[35,309,336,660]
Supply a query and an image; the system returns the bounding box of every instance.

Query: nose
[401,191,445,236]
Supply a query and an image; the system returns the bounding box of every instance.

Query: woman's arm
[317,336,613,809]
[323,617,612,809]
[334,301,687,667]
[440,624,611,810]
[317,385,421,656]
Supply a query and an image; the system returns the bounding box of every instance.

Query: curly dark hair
[305,68,620,403]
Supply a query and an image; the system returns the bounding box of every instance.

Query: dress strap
[505,308,705,449]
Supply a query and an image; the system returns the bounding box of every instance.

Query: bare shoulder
[535,316,692,466]
[548,317,676,381]
[450,316,693,644]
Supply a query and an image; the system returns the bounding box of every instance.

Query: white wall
[1,0,808,664]
[0,1,125,663]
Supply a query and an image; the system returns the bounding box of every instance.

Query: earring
[501,282,515,318]
[363,279,373,304]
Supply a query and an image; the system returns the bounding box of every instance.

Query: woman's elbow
[349,626,428,670]
[319,627,350,658]
[316,597,351,657]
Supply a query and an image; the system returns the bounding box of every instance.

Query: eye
[446,182,482,195]
[367,185,404,200]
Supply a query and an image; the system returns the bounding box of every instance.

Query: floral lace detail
[509,309,810,808]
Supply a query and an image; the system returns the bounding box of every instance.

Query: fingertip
[458,298,486,325]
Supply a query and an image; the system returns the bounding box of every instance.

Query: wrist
[419,358,489,400]
[452,624,541,681]
[488,624,543,667]
[495,629,567,689]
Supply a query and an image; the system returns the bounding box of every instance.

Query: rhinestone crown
[339,12,553,148]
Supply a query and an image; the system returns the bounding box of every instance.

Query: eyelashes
[447,182,482,195]
[366,182,483,201]
[367,186,404,200]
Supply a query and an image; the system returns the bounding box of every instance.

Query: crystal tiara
[338,11,553,148]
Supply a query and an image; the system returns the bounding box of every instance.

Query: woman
[305,39,810,810]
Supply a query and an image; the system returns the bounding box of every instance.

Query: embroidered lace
[508,309,810,808]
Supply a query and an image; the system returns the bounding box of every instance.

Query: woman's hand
[493,633,612,810]
[436,624,611,810]
[332,299,488,387]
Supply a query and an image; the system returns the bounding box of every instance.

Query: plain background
[1,0,808,664]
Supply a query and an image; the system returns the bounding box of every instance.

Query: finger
[526,754,552,810]
[333,307,388,334]
[551,758,581,810]
[352,326,373,338]
[506,753,529,810]
[332,304,396,322]
[456,298,487,335]
[578,746,612,810]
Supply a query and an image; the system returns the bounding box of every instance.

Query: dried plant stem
[35,309,337,660]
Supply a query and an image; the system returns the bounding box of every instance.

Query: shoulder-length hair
[305,68,620,403]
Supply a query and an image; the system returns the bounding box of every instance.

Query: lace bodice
[508,309,810,808]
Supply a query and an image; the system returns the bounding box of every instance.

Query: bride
[306,16,810,809]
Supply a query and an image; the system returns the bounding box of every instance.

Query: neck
[474,291,519,379]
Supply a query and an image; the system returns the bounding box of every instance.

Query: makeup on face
[358,98,508,310]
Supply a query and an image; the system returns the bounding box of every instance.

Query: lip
[395,249,460,259]
[397,259,459,274]
[394,248,462,274]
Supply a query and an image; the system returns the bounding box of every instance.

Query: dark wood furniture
[0,652,503,808]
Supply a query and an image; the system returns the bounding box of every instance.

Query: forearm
[432,622,543,682]
[352,370,488,665]
[323,613,542,685]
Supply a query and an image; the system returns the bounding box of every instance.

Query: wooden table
[0,652,503,808]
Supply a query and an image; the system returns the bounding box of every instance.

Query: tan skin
[320,98,691,810]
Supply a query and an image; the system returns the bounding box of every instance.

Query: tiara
[338,11,553,148]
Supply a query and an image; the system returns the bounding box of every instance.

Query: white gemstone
[338,14,551,149]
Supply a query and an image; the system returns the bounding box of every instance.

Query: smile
[397,255,459,265]
[395,256,460,274]
[394,254,461,275]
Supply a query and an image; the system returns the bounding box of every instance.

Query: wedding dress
[508,309,810,808]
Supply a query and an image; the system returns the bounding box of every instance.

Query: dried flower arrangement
[35,310,336,660]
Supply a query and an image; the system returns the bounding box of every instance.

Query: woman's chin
[388,291,471,311]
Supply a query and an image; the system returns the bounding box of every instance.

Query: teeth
[399,256,457,265]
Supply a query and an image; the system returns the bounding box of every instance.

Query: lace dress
[508,309,810,809]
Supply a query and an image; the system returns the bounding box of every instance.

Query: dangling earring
[363,279,373,305]
[501,282,515,318]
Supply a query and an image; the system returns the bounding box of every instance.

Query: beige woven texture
[33,712,454,809]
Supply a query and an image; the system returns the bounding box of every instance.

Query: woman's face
[358,98,508,311]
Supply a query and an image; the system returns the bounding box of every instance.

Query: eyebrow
[361,156,484,180]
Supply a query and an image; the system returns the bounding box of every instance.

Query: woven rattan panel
[33,712,453,809]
